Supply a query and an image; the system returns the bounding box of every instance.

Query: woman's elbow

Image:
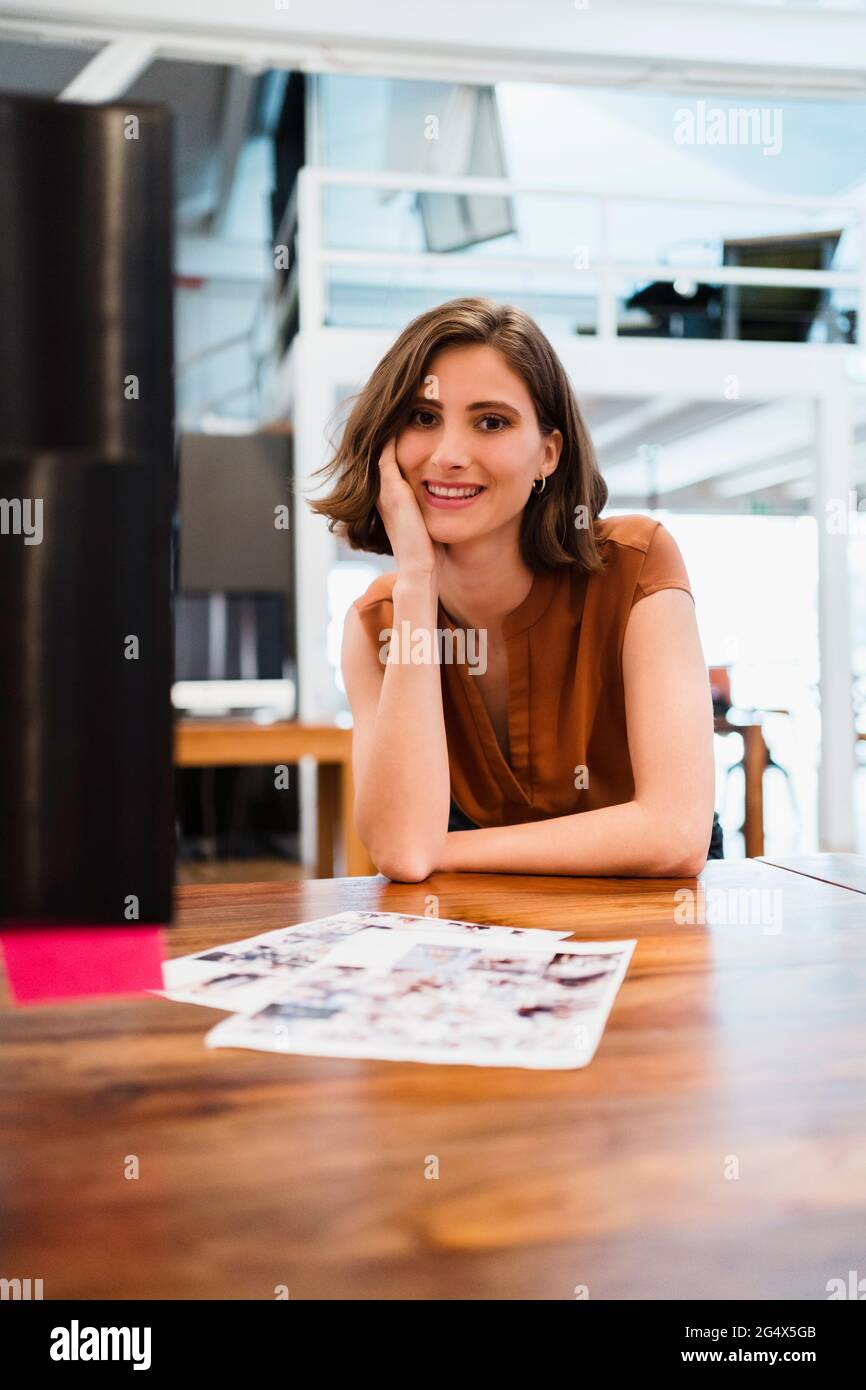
[373,850,436,882]
[361,823,440,881]
[661,818,710,877]
[666,847,708,878]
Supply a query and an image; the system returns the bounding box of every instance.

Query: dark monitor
[722,229,843,343]
[177,431,292,593]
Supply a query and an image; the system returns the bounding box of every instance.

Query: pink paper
[0,925,165,1005]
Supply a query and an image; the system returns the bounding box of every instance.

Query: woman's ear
[544,428,563,475]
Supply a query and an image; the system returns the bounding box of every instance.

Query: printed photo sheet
[204,928,636,1070]
[156,910,573,1015]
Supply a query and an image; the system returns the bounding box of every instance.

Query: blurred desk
[175,719,375,878]
[1,858,864,1298]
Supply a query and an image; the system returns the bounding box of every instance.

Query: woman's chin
[426,516,484,543]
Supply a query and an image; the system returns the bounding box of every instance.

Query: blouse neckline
[436,565,560,641]
[436,566,568,806]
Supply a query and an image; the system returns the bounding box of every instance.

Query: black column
[0,96,175,923]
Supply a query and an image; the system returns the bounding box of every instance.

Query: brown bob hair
[307,296,609,573]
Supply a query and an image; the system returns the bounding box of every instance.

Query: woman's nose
[429,430,473,467]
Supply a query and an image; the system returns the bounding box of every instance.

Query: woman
[310,297,721,881]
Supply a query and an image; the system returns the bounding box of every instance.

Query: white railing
[281,166,866,344]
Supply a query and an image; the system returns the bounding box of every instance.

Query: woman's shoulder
[590,512,692,605]
[353,568,397,610]
[594,511,666,555]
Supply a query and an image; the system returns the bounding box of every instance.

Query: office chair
[711,665,800,851]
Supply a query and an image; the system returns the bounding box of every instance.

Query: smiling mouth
[423,481,486,500]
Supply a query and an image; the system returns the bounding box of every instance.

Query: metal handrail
[289,165,866,343]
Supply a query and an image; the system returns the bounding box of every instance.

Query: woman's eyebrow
[413,395,521,416]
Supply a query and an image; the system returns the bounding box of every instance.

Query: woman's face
[393,343,561,544]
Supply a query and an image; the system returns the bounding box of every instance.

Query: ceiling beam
[589,395,690,452]
[208,66,258,234]
[601,399,808,495]
[58,38,155,102]
[5,1,866,97]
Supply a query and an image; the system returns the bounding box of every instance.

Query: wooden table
[759,852,866,895]
[2,858,865,1300]
[175,719,375,878]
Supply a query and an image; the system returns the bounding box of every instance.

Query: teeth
[427,483,483,498]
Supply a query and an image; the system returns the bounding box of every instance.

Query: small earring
[532,474,546,494]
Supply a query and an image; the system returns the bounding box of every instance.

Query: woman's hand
[375,436,444,579]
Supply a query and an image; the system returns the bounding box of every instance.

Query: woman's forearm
[437,798,710,878]
[354,571,451,879]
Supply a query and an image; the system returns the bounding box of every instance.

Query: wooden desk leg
[337,758,376,877]
[316,761,339,879]
[742,726,766,858]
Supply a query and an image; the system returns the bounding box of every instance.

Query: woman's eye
[407,409,509,431]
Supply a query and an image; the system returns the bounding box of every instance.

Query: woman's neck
[437,537,535,629]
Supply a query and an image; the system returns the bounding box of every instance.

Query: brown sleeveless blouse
[351,513,694,829]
